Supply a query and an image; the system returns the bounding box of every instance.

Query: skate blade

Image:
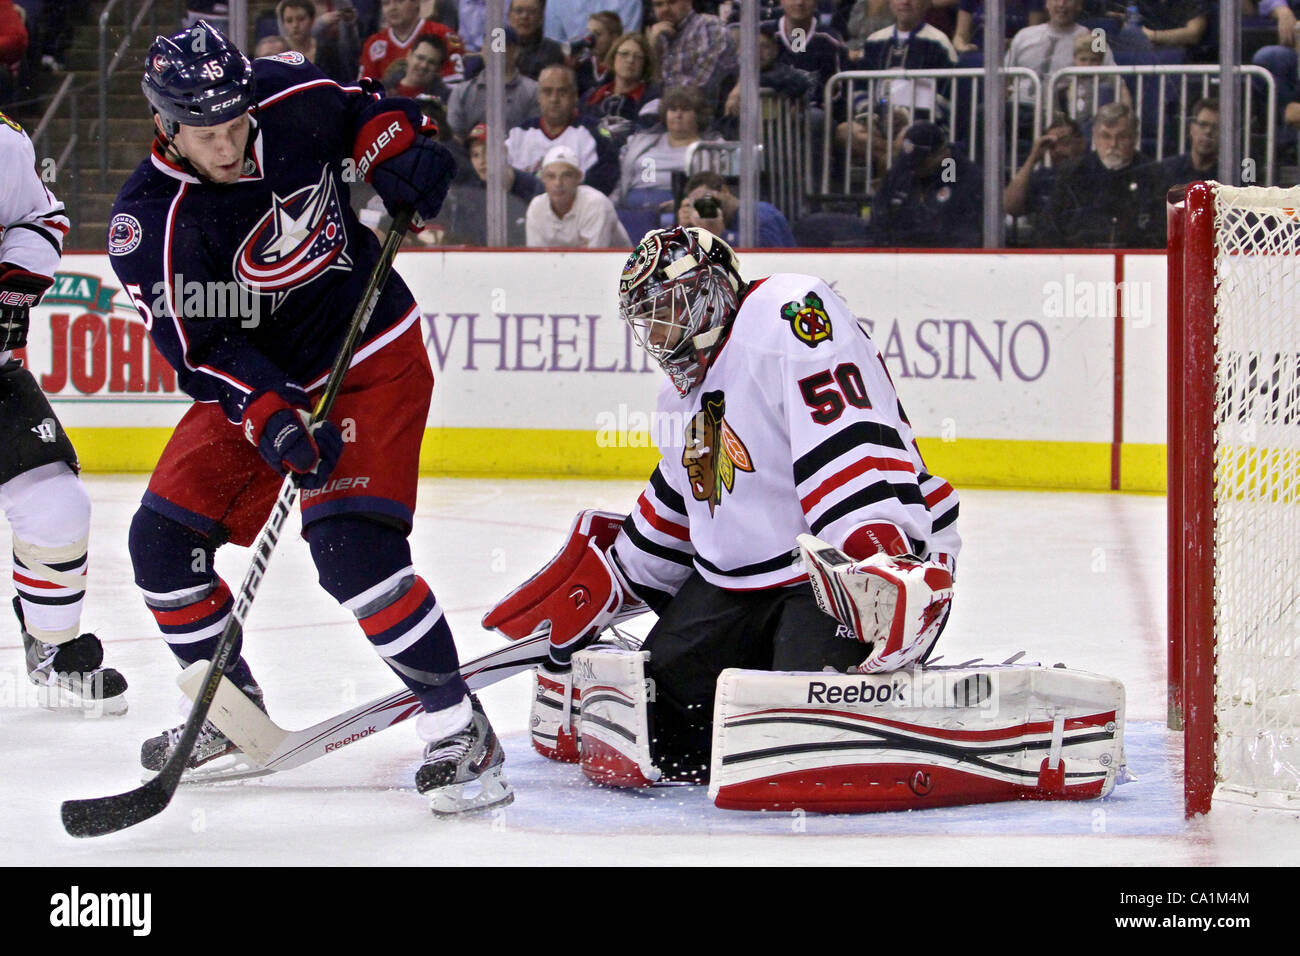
[428,767,515,817]
[29,676,128,717]
[139,751,263,786]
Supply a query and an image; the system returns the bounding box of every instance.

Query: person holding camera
[676,170,796,248]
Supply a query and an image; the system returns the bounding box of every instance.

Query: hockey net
[1168,181,1300,815]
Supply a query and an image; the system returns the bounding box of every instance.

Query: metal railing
[30,74,83,248]
[1046,64,1276,185]
[820,68,1042,197]
[99,0,184,186]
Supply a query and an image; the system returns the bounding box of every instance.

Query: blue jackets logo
[233,166,352,297]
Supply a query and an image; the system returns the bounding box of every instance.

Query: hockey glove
[0,265,54,352]
[242,390,344,489]
[357,112,456,221]
[799,533,953,674]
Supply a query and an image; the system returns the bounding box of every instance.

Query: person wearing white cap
[525,144,632,248]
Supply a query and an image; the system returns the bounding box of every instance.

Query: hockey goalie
[484,227,1126,811]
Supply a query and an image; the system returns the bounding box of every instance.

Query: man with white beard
[1035,102,1164,248]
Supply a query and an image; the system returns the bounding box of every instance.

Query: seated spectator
[506,64,619,192]
[766,0,846,108]
[1112,0,1208,65]
[545,0,642,44]
[275,0,360,82]
[510,0,565,79]
[647,0,737,108]
[1004,113,1086,219]
[255,34,292,57]
[526,144,632,247]
[437,123,541,244]
[446,27,538,138]
[950,0,1045,56]
[869,121,982,246]
[858,0,958,122]
[1156,97,1219,188]
[1250,1,1299,125]
[391,34,452,98]
[720,24,813,138]
[360,0,465,83]
[1034,102,1164,247]
[1006,0,1113,109]
[572,10,622,98]
[612,86,721,203]
[676,169,798,247]
[1058,30,1131,133]
[581,31,660,141]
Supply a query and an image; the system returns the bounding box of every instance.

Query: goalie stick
[59,209,415,839]
[174,609,648,782]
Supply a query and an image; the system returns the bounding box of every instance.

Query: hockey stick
[175,610,647,783]
[60,209,416,838]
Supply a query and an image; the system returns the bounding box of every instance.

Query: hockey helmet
[619,227,744,395]
[143,20,255,137]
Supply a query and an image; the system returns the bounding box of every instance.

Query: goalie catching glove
[798,529,953,673]
[483,509,642,668]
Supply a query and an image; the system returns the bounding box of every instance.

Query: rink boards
[14,249,1168,491]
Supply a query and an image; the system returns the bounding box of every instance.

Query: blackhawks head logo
[782,292,832,347]
[682,390,753,515]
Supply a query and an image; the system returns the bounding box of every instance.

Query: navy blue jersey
[108,53,430,423]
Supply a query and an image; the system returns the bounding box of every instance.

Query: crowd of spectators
[298,0,1290,250]
[8,0,1283,250]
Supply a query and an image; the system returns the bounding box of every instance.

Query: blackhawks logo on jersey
[682,390,753,515]
[782,292,832,348]
[0,109,22,133]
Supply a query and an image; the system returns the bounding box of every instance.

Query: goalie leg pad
[531,665,581,762]
[708,665,1126,813]
[571,645,661,788]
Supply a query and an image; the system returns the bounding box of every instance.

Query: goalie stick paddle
[176,609,648,783]
[60,209,415,838]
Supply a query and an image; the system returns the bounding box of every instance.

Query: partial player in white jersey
[0,109,128,714]
[485,226,959,780]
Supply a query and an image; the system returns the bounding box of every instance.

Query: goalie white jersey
[0,113,68,281]
[611,273,960,602]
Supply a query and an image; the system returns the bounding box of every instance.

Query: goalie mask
[619,227,744,396]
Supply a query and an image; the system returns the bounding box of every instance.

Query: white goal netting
[1210,184,1300,808]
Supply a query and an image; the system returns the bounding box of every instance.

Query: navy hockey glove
[242,390,344,489]
[0,265,54,352]
[356,112,456,221]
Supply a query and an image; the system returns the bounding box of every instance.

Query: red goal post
[1167,181,1300,817]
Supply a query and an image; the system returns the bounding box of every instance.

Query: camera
[569,32,596,55]
[692,196,721,219]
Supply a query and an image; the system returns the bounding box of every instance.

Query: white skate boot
[416,695,514,816]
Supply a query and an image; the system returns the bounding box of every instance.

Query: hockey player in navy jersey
[109,21,510,814]
[1,109,129,716]
[485,227,960,783]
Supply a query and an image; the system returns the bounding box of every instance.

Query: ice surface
[1,476,1296,866]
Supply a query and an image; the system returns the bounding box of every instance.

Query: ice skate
[14,597,127,716]
[140,681,265,781]
[416,695,514,816]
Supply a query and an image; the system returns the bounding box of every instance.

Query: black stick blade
[61,777,172,838]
